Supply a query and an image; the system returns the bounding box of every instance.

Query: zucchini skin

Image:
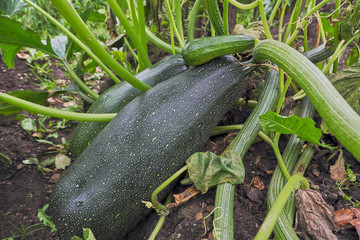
[254,40,360,161]
[71,55,188,159]
[182,35,255,66]
[49,56,251,240]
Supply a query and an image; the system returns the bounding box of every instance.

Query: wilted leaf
[259,111,333,149]
[168,185,200,208]
[333,209,355,229]
[20,118,37,134]
[329,151,347,182]
[55,153,71,169]
[329,63,360,115]
[185,150,245,193]
[294,189,337,240]
[37,204,57,233]
[0,0,29,16]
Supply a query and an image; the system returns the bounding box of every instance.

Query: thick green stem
[165,0,185,47]
[50,0,151,91]
[24,0,121,84]
[107,0,151,70]
[214,66,279,240]
[187,0,204,42]
[254,175,309,240]
[145,27,182,54]
[223,0,229,35]
[137,0,147,62]
[269,0,282,23]
[175,0,185,42]
[0,92,116,121]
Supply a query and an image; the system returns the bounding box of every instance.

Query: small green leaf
[185,150,245,193]
[83,228,96,240]
[71,237,83,240]
[20,118,37,134]
[259,111,332,149]
[22,157,39,165]
[0,43,22,68]
[329,63,360,115]
[38,204,57,233]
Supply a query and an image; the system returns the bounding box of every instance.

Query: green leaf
[20,118,37,134]
[83,228,96,240]
[37,204,57,233]
[345,48,359,67]
[0,43,22,68]
[0,0,28,16]
[0,16,56,57]
[259,111,332,149]
[329,62,360,115]
[0,89,49,116]
[48,36,68,59]
[185,150,245,193]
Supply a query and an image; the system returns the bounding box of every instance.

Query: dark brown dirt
[1,16,360,240]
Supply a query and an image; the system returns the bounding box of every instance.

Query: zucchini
[49,56,252,240]
[71,55,188,159]
[254,40,360,161]
[182,35,255,66]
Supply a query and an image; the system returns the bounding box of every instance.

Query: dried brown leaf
[295,189,337,240]
[333,209,355,229]
[329,151,347,182]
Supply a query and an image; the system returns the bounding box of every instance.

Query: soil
[1,14,360,240]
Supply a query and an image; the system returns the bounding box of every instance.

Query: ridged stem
[254,175,309,240]
[23,0,121,84]
[213,66,279,240]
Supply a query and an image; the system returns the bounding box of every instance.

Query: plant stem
[213,66,279,240]
[151,166,188,211]
[107,0,151,70]
[51,0,151,91]
[145,27,182,54]
[24,0,122,84]
[269,0,282,23]
[148,193,173,240]
[285,0,332,45]
[62,60,99,99]
[187,0,204,42]
[0,92,116,121]
[229,0,272,40]
[137,0,147,60]
[175,0,185,42]
[165,0,185,48]
[223,0,229,35]
[254,174,309,240]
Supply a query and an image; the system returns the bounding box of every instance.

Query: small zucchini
[182,35,255,66]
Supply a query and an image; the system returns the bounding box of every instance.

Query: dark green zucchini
[182,35,255,66]
[71,54,188,159]
[49,55,252,240]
